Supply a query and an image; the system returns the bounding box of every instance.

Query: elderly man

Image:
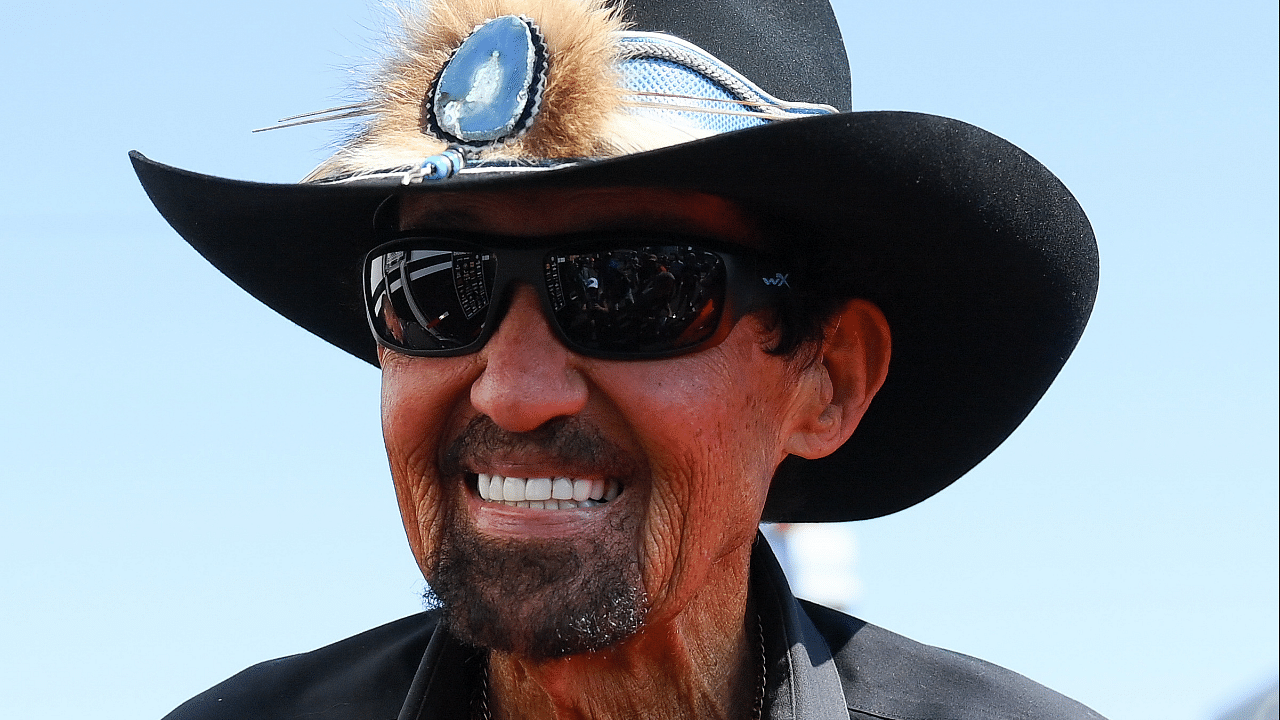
[135,0,1104,718]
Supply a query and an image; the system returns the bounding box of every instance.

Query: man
[134,0,1104,717]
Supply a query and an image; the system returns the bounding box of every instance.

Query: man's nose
[470,285,589,432]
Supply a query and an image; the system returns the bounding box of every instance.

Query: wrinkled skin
[380,188,890,719]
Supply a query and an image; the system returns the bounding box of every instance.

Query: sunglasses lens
[366,248,497,352]
[543,246,727,355]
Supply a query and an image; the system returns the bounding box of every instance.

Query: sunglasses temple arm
[730,254,793,315]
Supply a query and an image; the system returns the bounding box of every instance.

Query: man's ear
[784,299,891,460]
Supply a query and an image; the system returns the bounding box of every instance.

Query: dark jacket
[164,539,1106,719]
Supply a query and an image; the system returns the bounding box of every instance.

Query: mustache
[441,415,641,478]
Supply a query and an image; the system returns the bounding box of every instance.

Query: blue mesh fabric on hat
[619,58,765,133]
[616,32,836,136]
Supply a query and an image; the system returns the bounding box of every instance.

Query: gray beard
[426,416,649,660]
[424,509,647,659]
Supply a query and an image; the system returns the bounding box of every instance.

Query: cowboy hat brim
[131,109,1097,522]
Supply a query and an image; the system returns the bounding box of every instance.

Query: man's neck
[486,548,757,720]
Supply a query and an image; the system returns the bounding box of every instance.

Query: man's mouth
[474,472,621,509]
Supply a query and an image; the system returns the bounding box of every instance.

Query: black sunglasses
[363,234,792,360]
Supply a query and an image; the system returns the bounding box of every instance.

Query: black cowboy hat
[132,0,1097,522]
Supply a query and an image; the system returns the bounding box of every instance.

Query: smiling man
[375,187,891,717]
[135,0,1105,718]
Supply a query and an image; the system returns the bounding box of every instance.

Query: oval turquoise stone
[432,15,539,144]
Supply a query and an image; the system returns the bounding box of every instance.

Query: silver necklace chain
[474,613,767,720]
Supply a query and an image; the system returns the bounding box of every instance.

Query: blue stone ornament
[430,15,546,146]
[401,147,468,184]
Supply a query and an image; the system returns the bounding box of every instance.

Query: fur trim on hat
[306,0,702,180]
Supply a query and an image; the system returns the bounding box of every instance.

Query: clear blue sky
[1,1,1275,718]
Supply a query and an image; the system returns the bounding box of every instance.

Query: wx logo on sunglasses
[761,273,790,288]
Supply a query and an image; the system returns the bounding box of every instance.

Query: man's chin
[426,520,647,660]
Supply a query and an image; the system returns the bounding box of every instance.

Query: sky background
[1,1,1276,718]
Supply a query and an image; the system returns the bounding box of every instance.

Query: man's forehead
[398,187,763,246]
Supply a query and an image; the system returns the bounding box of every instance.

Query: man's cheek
[412,491,446,567]
[638,452,711,599]
[386,441,448,564]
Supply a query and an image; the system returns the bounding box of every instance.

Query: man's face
[380,188,820,658]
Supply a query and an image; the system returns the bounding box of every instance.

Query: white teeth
[525,477,552,501]
[551,477,574,500]
[503,476,526,502]
[476,474,620,507]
